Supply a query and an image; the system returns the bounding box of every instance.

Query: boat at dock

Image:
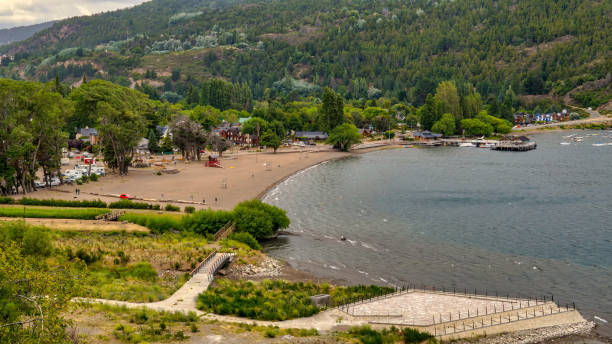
[459,142,476,147]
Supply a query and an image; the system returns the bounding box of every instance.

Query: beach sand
[20,149,350,210]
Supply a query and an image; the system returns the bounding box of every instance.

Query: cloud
[0,0,146,29]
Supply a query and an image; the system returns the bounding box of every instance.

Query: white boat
[592,143,606,147]
[479,142,496,148]
[459,142,476,147]
[560,142,571,145]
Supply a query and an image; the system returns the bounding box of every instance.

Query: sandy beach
[18,149,351,210]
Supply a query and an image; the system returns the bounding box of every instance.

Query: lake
[263,130,612,336]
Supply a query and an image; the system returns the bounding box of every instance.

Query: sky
[0,0,147,29]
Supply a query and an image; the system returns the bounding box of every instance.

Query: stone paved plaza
[348,291,540,325]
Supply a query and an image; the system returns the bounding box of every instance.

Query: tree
[207,133,229,157]
[76,81,151,175]
[0,223,81,343]
[434,81,462,120]
[147,129,160,154]
[320,87,345,132]
[326,123,361,151]
[372,114,391,132]
[260,129,282,153]
[241,117,268,139]
[460,118,493,137]
[160,135,174,153]
[0,79,71,194]
[431,113,456,136]
[170,115,207,160]
[418,94,440,131]
[405,114,419,129]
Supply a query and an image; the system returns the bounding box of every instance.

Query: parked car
[34,181,46,188]
[119,194,132,200]
[49,178,61,186]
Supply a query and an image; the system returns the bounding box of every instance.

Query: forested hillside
[0,22,56,46]
[1,0,610,108]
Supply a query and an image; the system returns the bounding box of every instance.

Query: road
[513,107,611,131]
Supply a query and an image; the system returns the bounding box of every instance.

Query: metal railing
[426,303,577,338]
[336,283,573,327]
[190,249,217,276]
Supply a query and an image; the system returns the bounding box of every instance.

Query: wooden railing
[214,221,235,241]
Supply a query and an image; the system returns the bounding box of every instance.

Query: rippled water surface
[263,130,612,335]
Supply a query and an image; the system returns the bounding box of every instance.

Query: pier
[492,141,537,151]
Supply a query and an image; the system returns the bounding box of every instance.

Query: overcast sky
[0,0,147,29]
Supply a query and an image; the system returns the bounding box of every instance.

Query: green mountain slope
[1,0,610,106]
[0,21,56,46]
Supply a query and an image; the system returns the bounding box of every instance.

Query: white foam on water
[357,270,369,275]
[379,277,388,283]
[594,316,608,323]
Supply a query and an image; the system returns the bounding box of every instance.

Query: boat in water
[560,142,571,145]
[459,142,476,147]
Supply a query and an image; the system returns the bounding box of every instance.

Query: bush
[76,179,83,185]
[228,232,261,250]
[89,173,99,181]
[109,200,153,209]
[233,200,289,239]
[0,197,15,204]
[0,221,53,257]
[184,206,195,213]
[119,213,182,233]
[18,197,107,208]
[0,207,110,220]
[165,204,180,212]
[197,279,394,321]
[181,209,233,235]
[403,328,435,343]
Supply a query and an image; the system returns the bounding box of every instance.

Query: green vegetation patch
[51,229,212,302]
[0,206,110,219]
[197,279,394,321]
[120,212,183,233]
[339,325,436,344]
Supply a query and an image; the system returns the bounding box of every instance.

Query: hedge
[109,200,154,209]
[18,197,107,208]
[0,207,110,220]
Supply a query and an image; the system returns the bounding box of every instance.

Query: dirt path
[0,217,149,232]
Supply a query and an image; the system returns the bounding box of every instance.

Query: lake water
[263,130,612,336]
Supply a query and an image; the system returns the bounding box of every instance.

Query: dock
[492,141,537,151]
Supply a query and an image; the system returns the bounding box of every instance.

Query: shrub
[184,206,195,213]
[228,232,261,250]
[181,209,233,235]
[233,200,289,239]
[81,175,89,183]
[165,204,180,212]
[0,221,53,257]
[119,213,182,233]
[0,197,15,204]
[18,197,107,208]
[152,204,161,210]
[89,173,99,181]
[109,200,153,209]
[76,179,83,185]
[403,328,435,343]
[196,279,394,321]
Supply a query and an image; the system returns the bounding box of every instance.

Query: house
[413,131,442,142]
[76,127,99,145]
[295,131,328,141]
[156,125,171,138]
[136,138,149,154]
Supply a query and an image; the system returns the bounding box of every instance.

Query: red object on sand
[119,194,132,199]
[205,155,222,168]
